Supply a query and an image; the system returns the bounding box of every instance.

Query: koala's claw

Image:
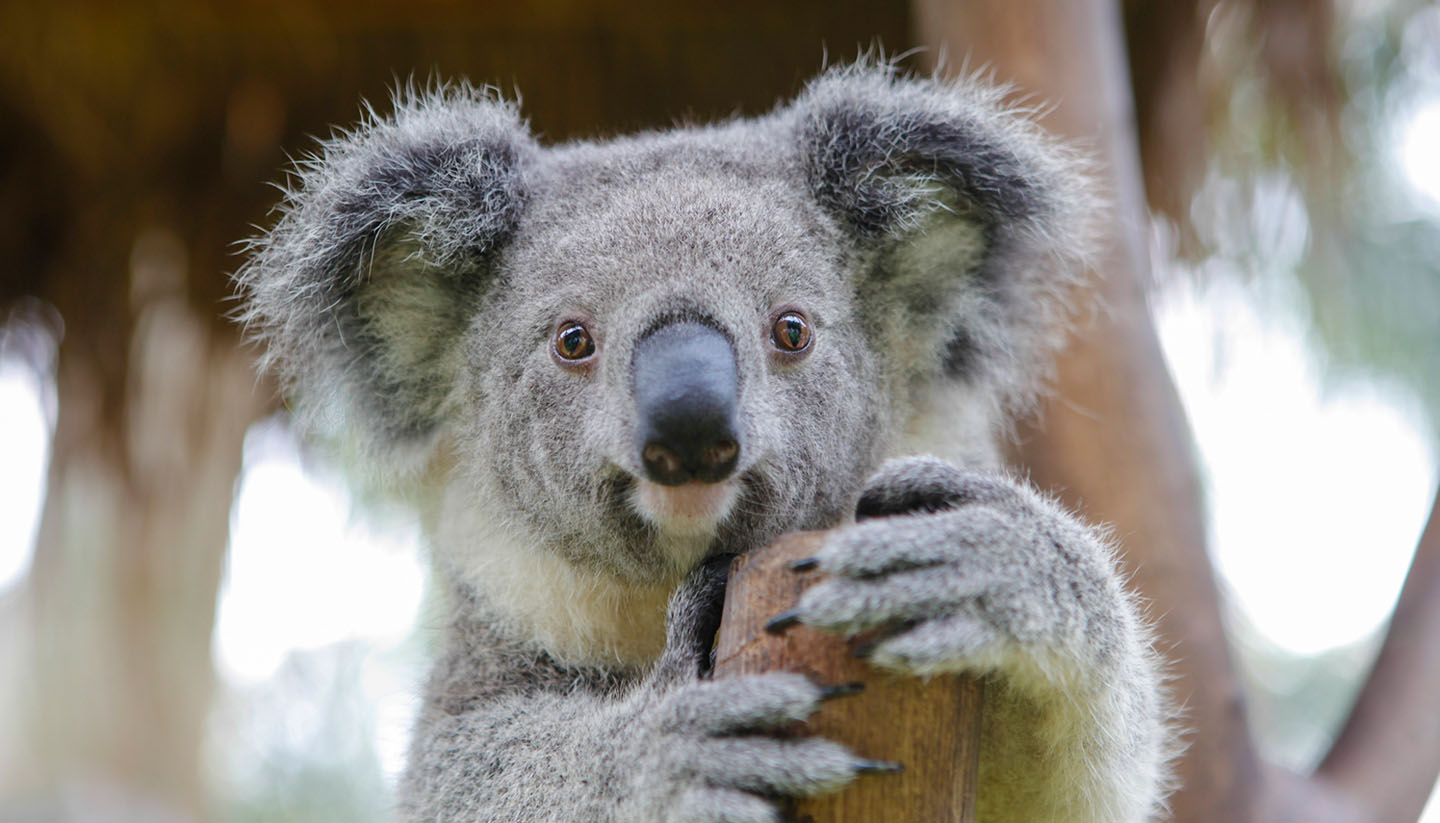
[816,681,865,701]
[764,609,804,635]
[812,506,1017,578]
[853,455,975,520]
[695,737,861,796]
[658,672,822,735]
[788,556,821,573]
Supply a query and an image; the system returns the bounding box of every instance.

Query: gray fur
[237,62,1173,822]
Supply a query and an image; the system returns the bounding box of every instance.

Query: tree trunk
[911,1,1263,818]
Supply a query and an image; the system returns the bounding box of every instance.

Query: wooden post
[713,531,983,822]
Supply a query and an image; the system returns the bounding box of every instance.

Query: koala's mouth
[596,463,774,579]
[631,478,742,538]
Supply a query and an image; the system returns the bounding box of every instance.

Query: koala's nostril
[696,439,740,482]
[642,442,688,485]
[641,435,741,486]
[706,440,738,468]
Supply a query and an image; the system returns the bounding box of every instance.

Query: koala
[237,63,1174,822]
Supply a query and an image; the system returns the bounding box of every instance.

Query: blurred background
[0,0,1437,820]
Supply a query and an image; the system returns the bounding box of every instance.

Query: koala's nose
[632,321,742,486]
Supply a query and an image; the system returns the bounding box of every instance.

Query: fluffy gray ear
[237,84,535,475]
[788,64,1096,415]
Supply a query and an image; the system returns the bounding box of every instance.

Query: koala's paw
[781,456,1127,683]
[628,673,891,823]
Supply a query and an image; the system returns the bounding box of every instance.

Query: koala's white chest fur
[433,491,701,668]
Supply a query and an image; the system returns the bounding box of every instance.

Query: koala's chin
[631,478,742,540]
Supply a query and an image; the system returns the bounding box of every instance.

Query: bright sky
[1400,93,1440,823]
[1156,272,1437,655]
[1402,100,1440,209]
[0,359,50,592]
[216,417,424,684]
[214,417,425,779]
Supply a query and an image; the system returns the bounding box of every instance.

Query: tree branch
[1313,486,1440,820]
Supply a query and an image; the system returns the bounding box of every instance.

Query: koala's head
[238,64,1091,588]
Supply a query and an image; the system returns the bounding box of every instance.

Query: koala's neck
[431,500,677,671]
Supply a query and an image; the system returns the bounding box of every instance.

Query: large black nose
[632,321,741,486]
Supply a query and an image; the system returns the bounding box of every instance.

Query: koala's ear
[787,64,1096,413]
[237,84,535,476]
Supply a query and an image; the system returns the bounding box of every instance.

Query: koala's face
[458,136,888,581]
[238,65,1090,589]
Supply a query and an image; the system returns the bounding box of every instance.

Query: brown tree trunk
[1304,486,1440,821]
[911,1,1263,819]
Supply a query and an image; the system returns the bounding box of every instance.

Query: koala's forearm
[977,589,1171,823]
[398,687,632,822]
[970,490,1175,823]
[989,516,1173,823]
[394,608,643,821]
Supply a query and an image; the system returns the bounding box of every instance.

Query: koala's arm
[398,560,882,823]
[782,457,1175,823]
[398,662,644,821]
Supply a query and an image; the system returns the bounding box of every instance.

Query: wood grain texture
[713,531,982,823]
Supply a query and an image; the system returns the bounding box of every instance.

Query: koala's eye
[769,311,813,354]
[553,321,597,363]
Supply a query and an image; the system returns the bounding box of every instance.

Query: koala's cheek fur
[464,323,647,570]
[748,326,892,532]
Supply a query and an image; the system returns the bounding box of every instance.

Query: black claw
[764,609,803,635]
[854,758,904,775]
[788,556,820,572]
[817,681,865,702]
